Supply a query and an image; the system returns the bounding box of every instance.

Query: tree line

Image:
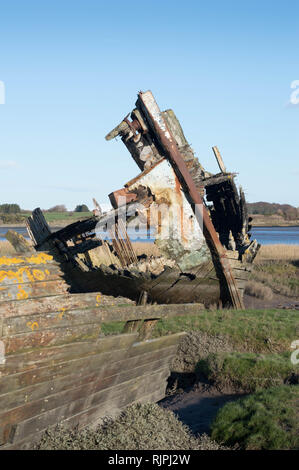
[247,202,299,220]
[0,204,90,213]
[0,201,298,220]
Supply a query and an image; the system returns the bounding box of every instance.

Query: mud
[159,383,244,436]
[243,292,299,310]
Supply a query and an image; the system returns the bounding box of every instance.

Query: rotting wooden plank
[8,367,169,445]
[1,381,168,450]
[10,368,170,445]
[93,303,205,323]
[5,231,34,254]
[137,91,244,310]
[123,320,142,333]
[0,334,137,378]
[1,322,102,356]
[0,279,69,303]
[212,146,227,173]
[2,307,105,336]
[0,295,205,320]
[127,332,186,357]
[0,354,174,441]
[61,384,167,434]
[0,345,176,422]
[137,319,159,341]
[0,293,102,319]
[0,252,56,268]
[26,209,52,247]
[0,264,64,288]
[0,347,176,436]
[0,341,176,400]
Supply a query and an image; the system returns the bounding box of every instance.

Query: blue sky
[0,0,298,210]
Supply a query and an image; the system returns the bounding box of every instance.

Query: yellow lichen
[17,285,29,300]
[0,252,53,267]
[32,269,46,281]
[0,267,36,284]
[26,321,39,331]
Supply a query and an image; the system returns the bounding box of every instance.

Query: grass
[21,211,93,224]
[211,385,299,450]
[100,307,299,353]
[35,403,224,450]
[244,280,273,300]
[0,240,17,256]
[197,351,298,392]
[97,308,299,351]
[101,321,126,335]
[250,260,299,297]
[132,242,299,261]
[249,244,299,297]
[151,309,299,353]
[256,244,299,261]
[0,211,93,226]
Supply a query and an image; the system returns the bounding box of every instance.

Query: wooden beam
[212,146,227,173]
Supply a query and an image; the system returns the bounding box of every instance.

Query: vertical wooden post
[212,146,227,173]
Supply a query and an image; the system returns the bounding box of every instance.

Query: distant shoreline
[0,222,299,229]
[0,222,72,228]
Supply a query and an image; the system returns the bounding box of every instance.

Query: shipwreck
[0,91,260,449]
[26,90,260,309]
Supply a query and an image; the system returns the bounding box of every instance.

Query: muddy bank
[244,292,299,310]
[159,383,244,435]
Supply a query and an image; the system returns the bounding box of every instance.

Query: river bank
[1,225,299,245]
[248,213,299,226]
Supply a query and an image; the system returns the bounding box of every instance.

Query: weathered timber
[1,387,166,450]
[126,332,185,357]
[7,368,169,445]
[101,91,260,308]
[0,263,65,288]
[0,252,56,267]
[137,319,159,341]
[0,355,174,444]
[123,320,142,333]
[0,345,177,414]
[212,146,227,173]
[5,231,34,254]
[0,334,137,379]
[0,279,69,303]
[25,209,51,246]
[0,253,185,449]
[2,323,102,356]
[136,91,244,309]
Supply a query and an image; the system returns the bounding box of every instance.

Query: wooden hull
[0,252,191,450]
[59,258,222,306]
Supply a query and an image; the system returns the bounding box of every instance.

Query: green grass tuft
[211,385,299,449]
[197,351,298,392]
[251,260,299,297]
[152,309,299,353]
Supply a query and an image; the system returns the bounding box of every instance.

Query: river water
[0,226,298,245]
